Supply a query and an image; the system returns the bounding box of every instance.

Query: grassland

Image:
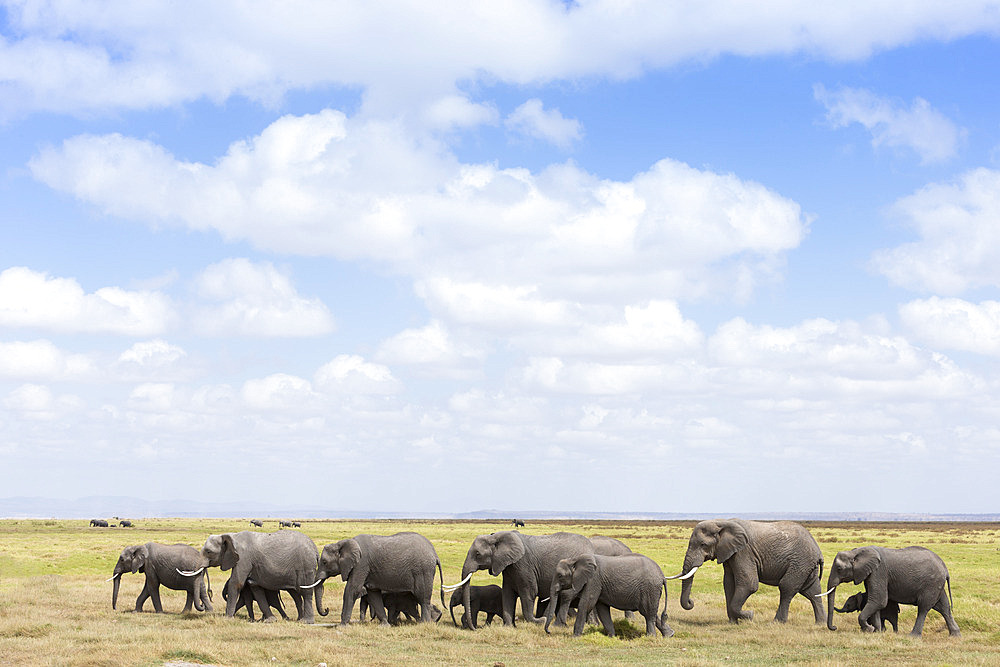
[1,518,998,665]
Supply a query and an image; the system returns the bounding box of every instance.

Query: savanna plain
[1,519,998,666]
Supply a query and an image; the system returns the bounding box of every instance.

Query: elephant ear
[715,521,749,563]
[219,534,240,571]
[851,547,881,585]
[130,545,147,574]
[338,539,362,582]
[489,532,525,576]
[570,554,598,591]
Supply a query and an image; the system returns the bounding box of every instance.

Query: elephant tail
[206,569,213,602]
[946,575,953,611]
[660,577,670,626]
[437,558,446,610]
[817,557,824,585]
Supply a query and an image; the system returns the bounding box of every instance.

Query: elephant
[454,530,595,628]
[543,553,674,638]
[250,519,264,528]
[315,532,445,625]
[361,591,443,625]
[90,519,109,527]
[672,519,825,624]
[448,584,503,628]
[279,520,293,528]
[590,535,636,621]
[222,575,292,621]
[201,530,325,623]
[108,543,212,614]
[512,519,525,528]
[819,545,960,637]
[292,521,302,528]
[834,590,899,632]
[119,520,133,527]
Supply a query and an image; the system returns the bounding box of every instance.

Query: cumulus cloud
[192,258,335,337]
[815,85,964,163]
[900,297,1000,355]
[376,320,485,376]
[0,266,175,335]
[118,339,187,367]
[3,2,1000,117]
[505,99,583,148]
[314,355,402,395]
[872,168,1000,293]
[0,340,94,380]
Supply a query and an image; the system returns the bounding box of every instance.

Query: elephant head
[458,532,525,628]
[671,519,748,611]
[835,591,867,614]
[201,534,240,571]
[109,544,147,610]
[317,538,363,583]
[818,546,881,631]
[543,554,596,633]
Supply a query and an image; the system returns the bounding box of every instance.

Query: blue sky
[3,2,1000,514]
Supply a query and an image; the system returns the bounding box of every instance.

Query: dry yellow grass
[1,519,998,665]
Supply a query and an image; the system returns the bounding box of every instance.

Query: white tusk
[538,597,550,604]
[665,566,699,581]
[299,579,324,589]
[176,567,205,577]
[106,573,122,582]
[441,572,475,591]
[815,586,837,598]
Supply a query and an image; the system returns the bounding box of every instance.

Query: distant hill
[1,496,998,522]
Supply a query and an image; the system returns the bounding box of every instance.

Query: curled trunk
[826,576,840,631]
[315,580,328,616]
[679,551,700,610]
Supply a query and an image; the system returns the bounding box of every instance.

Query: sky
[2,1,1000,514]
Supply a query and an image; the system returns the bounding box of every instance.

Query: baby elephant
[835,591,899,632]
[544,553,674,638]
[360,591,442,625]
[449,584,503,628]
[222,576,301,622]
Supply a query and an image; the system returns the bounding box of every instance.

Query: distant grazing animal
[292,521,302,528]
[511,519,525,528]
[279,520,293,528]
[119,520,134,527]
[250,519,264,528]
[90,519,109,527]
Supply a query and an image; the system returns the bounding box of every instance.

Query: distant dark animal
[449,584,503,628]
[511,519,525,528]
[90,519,109,527]
[292,521,302,528]
[118,520,134,527]
[279,520,293,528]
[250,519,263,528]
[835,591,899,632]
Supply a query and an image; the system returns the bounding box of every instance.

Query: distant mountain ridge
[2,496,998,522]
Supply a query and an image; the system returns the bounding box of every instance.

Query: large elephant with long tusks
[108,543,212,613]
[670,519,826,624]
[817,545,960,637]
[453,531,594,628]
[200,530,325,623]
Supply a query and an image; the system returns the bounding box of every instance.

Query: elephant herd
[106,518,961,639]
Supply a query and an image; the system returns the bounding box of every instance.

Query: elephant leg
[147,581,165,613]
[297,588,315,624]
[135,582,151,612]
[933,592,961,637]
[724,568,755,622]
[519,588,542,624]
[624,609,636,621]
[500,579,518,626]
[470,601,481,629]
[798,578,826,625]
[182,589,195,613]
[200,579,213,612]
[367,590,390,625]
[595,602,615,637]
[909,604,931,637]
[418,593,434,623]
[555,589,575,626]
[251,587,277,623]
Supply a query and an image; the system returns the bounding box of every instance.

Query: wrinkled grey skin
[449,584,503,628]
[824,546,960,637]
[317,532,445,625]
[590,535,636,621]
[835,590,899,632]
[361,591,443,625]
[201,530,324,623]
[544,554,674,638]
[221,574,304,622]
[110,543,211,613]
[678,519,825,624]
[459,531,594,628]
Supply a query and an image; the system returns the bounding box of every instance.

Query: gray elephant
[672,519,825,624]
[201,530,325,623]
[835,590,899,632]
[544,553,674,638]
[315,532,444,625]
[118,520,134,527]
[250,519,263,528]
[819,545,960,637]
[448,584,503,628]
[90,519,109,527]
[361,591,443,624]
[279,520,293,528]
[590,535,635,621]
[108,543,212,613]
[455,530,594,628]
[221,574,305,622]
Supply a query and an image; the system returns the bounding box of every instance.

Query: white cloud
[0,340,94,380]
[3,2,1000,117]
[505,99,583,148]
[423,95,498,130]
[118,339,187,367]
[241,373,316,411]
[192,258,335,337]
[900,297,1000,355]
[0,266,174,335]
[815,85,963,163]
[314,355,402,395]
[872,168,1000,293]
[376,320,484,376]
[3,383,83,421]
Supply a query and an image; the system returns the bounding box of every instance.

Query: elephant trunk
[679,550,701,611]
[449,590,460,627]
[110,558,126,610]
[824,575,841,631]
[543,581,562,633]
[460,557,478,630]
[315,579,328,616]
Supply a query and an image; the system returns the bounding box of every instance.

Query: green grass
[1,519,998,665]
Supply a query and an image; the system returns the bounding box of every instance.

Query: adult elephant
[590,535,635,621]
[671,519,825,624]
[90,519,109,527]
[108,543,212,613]
[315,532,444,625]
[200,530,325,623]
[818,545,960,637]
[454,531,594,628]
